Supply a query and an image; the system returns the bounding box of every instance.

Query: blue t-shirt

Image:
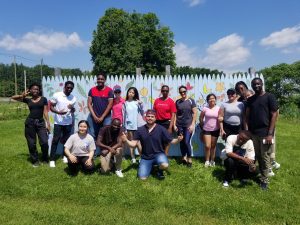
[133,124,173,160]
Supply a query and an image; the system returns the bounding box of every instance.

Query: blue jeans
[138,153,169,178]
[178,127,193,157]
[88,114,112,139]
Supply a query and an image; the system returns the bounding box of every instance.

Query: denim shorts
[138,153,169,178]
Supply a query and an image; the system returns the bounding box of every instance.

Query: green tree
[90,8,176,75]
[260,61,300,106]
[173,66,222,75]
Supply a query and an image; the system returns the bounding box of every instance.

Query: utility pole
[14,55,17,95]
[24,70,27,91]
[40,58,43,81]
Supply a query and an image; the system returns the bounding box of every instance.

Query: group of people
[12,74,279,189]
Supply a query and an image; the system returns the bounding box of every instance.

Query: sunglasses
[114,91,121,94]
[161,90,169,93]
[179,91,187,94]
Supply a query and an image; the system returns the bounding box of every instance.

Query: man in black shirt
[245,77,279,190]
[122,109,183,180]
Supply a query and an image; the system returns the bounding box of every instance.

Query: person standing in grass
[96,118,124,178]
[64,120,96,175]
[199,93,220,168]
[49,81,77,168]
[111,86,125,124]
[220,130,256,188]
[87,73,114,157]
[174,85,197,167]
[245,77,279,190]
[122,87,143,164]
[153,85,176,155]
[121,110,183,180]
[11,83,50,167]
[219,88,244,140]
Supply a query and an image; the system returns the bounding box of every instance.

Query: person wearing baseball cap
[111,86,125,124]
[219,88,244,140]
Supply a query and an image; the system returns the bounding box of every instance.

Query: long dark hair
[126,87,140,101]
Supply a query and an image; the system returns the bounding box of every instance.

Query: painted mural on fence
[43,74,263,157]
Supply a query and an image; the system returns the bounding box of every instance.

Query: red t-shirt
[112,97,125,123]
[153,97,177,120]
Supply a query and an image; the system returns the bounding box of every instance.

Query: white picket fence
[43,73,263,157]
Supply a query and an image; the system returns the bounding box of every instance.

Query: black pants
[223,122,241,140]
[24,118,49,163]
[68,156,95,174]
[224,157,253,182]
[50,124,72,161]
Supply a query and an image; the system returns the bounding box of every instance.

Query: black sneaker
[32,161,40,167]
[157,170,165,180]
[187,162,192,168]
[260,182,268,190]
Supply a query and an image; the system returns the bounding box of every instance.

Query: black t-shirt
[246,93,278,137]
[23,97,48,119]
[133,124,173,160]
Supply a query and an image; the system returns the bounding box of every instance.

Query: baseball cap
[113,86,121,92]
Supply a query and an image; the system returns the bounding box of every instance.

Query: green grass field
[0,116,300,225]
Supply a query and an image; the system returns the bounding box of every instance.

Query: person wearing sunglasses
[153,85,176,155]
[111,86,125,124]
[174,85,197,167]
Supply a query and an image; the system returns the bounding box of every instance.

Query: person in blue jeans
[121,109,183,180]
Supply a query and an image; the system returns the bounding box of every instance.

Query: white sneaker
[63,156,68,164]
[267,169,275,177]
[204,161,210,168]
[131,158,137,164]
[210,161,215,167]
[223,181,229,187]
[115,170,124,178]
[272,161,281,170]
[49,161,56,168]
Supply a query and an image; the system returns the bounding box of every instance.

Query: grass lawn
[0,118,299,225]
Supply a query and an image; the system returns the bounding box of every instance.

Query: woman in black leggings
[11,83,50,167]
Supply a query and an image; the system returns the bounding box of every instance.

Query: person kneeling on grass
[64,120,96,175]
[121,109,183,180]
[220,130,256,187]
[96,118,124,178]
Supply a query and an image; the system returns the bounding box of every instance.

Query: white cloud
[173,42,199,67]
[201,34,250,68]
[260,25,300,48]
[0,31,84,55]
[174,33,250,71]
[183,0,205,7]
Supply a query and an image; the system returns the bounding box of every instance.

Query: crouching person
[121,109,183,180]
[96,118,124,178]
[64,120,96,175]
[221,130,256,187]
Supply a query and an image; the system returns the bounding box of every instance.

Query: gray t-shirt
[64,133,96,156]
[175,98,196,127]
[221,101,244,126]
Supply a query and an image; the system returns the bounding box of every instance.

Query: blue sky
[0,0,299,74]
